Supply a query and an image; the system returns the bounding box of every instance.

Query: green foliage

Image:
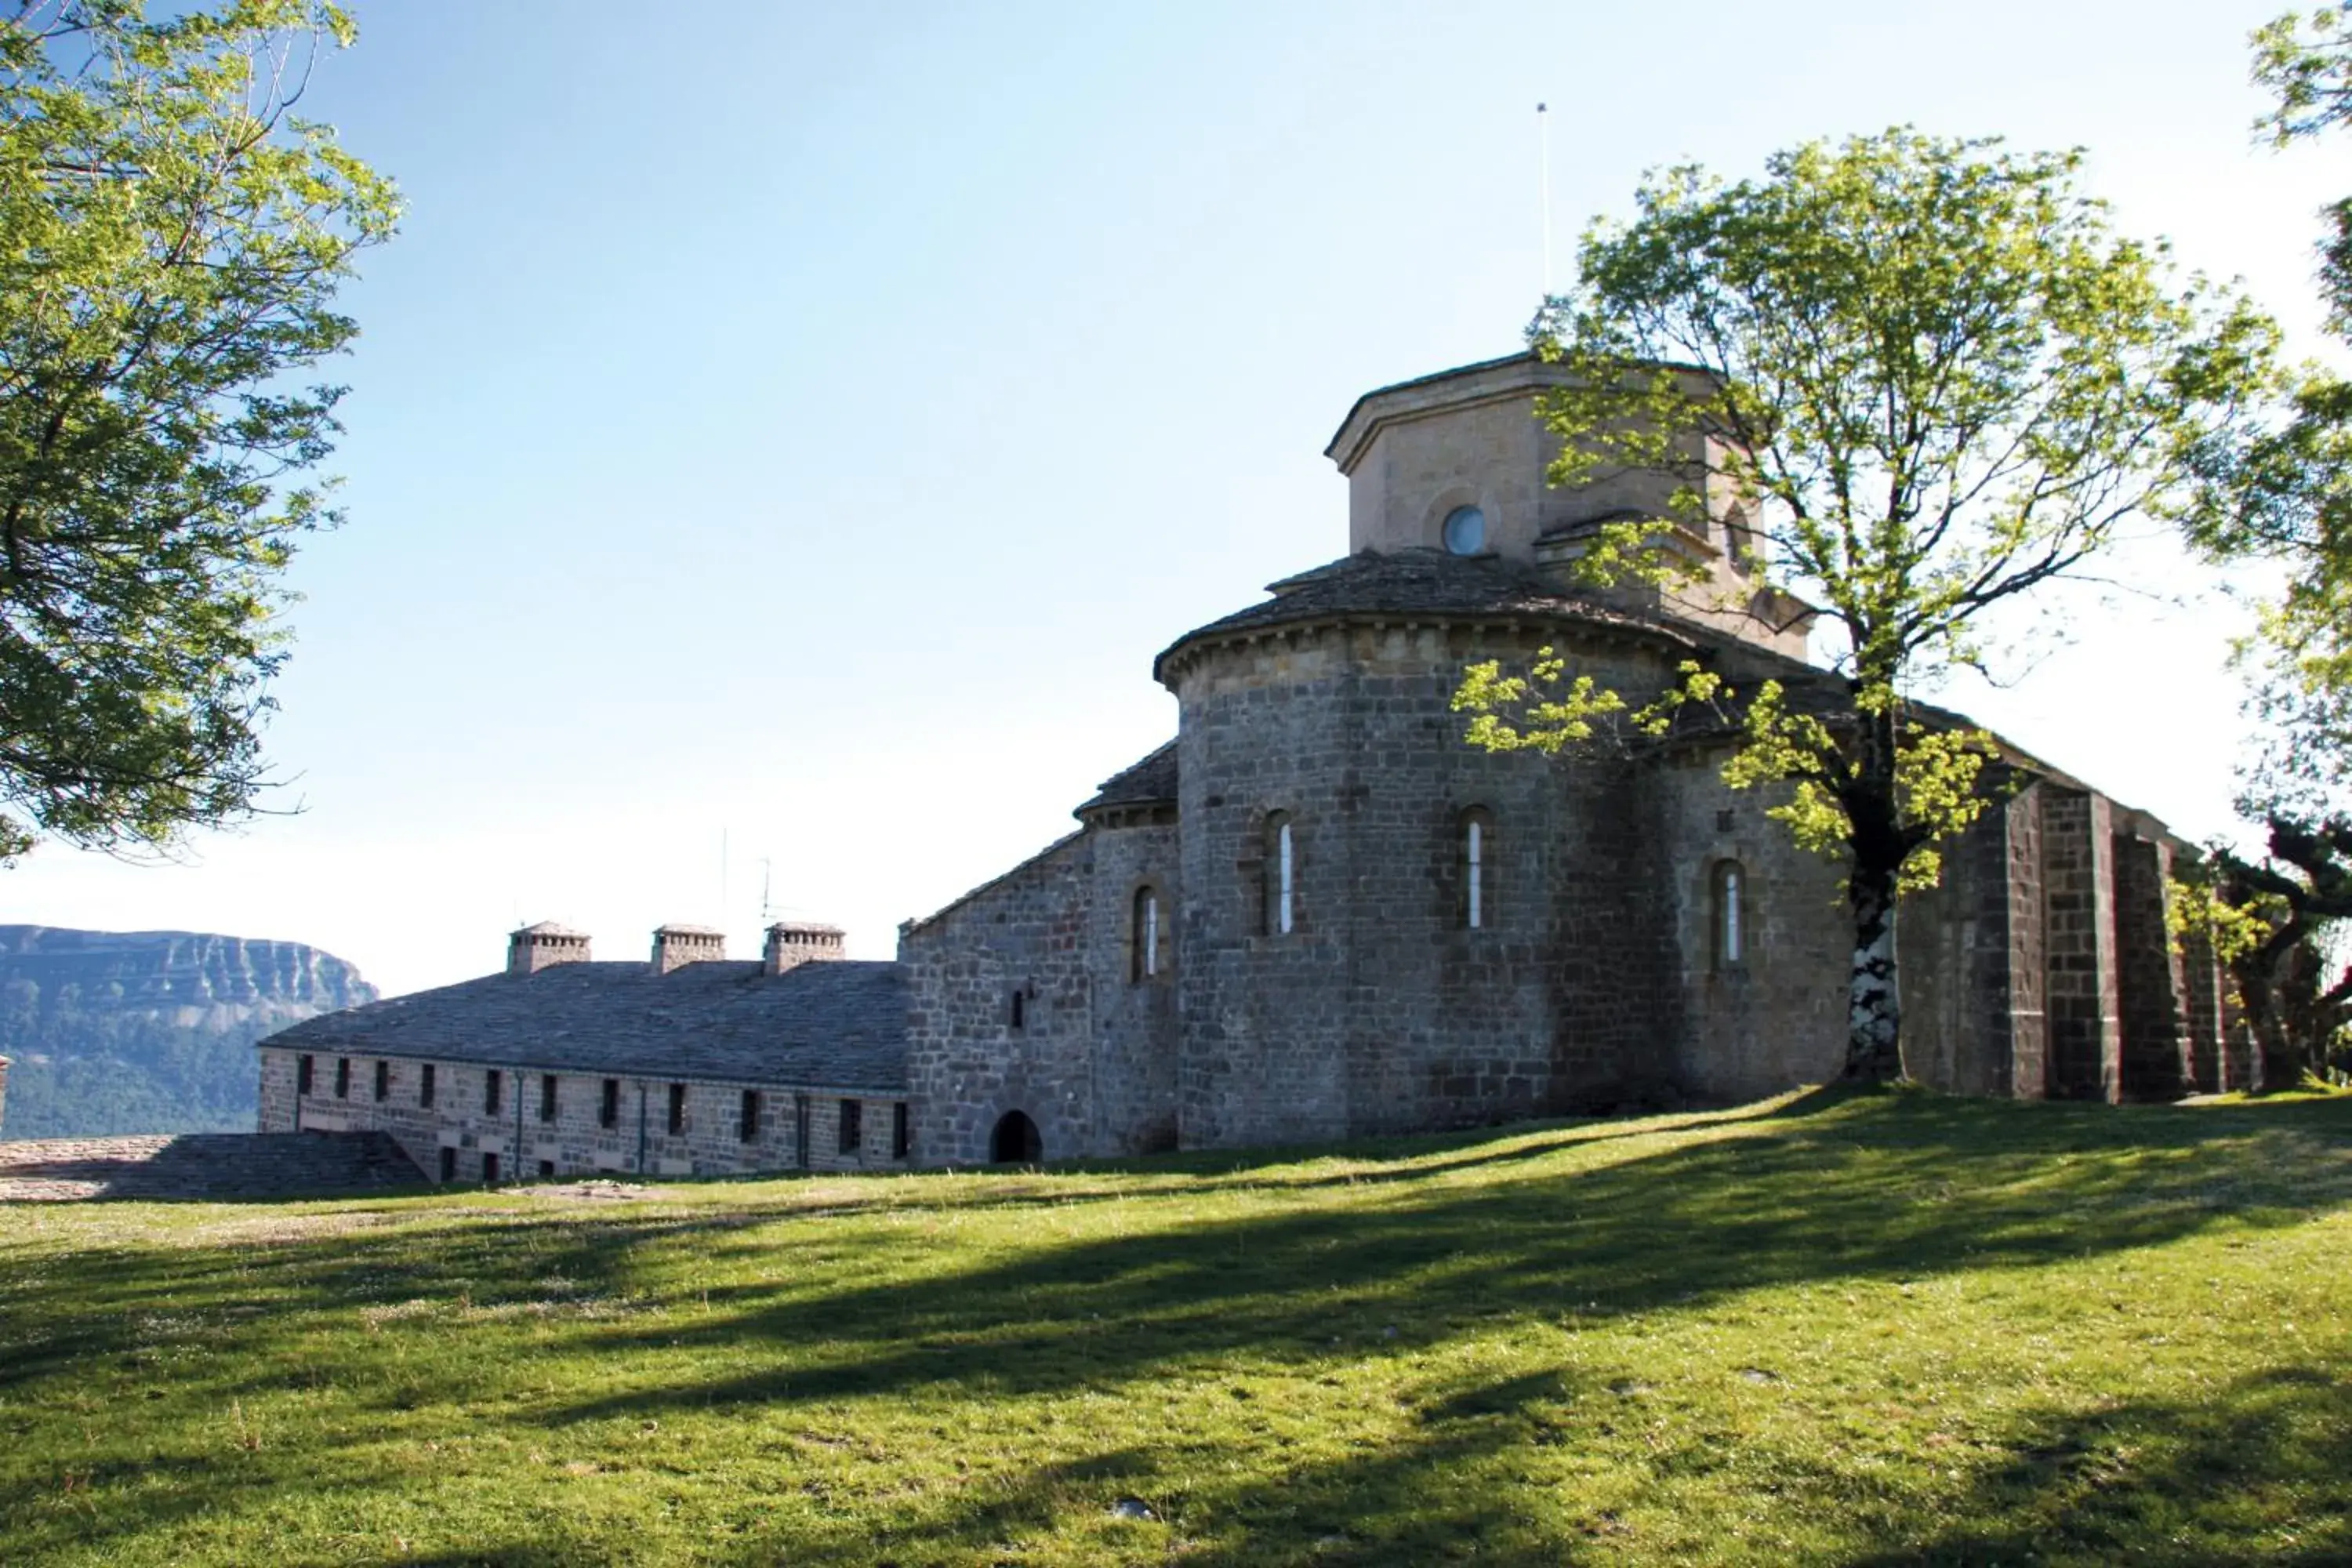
[0,1002,267,1137]
[2164,12,2352,1092]
[2166,818,2352,1087]
[1456,655,1990,896]
[2181,9,2352,832]
[2254,6,2352,151]
[2,1093,2349,1563]
[1457,129,2268,1078]
[2166,866,2277,968]
[0,2,397,862]
[1529,128,2269,688]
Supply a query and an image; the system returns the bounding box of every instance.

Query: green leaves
[1471,128,2246,898]
[2189,10,2352,826]
[1454,655,1993,898]
[0,2,397,859]
[2252,5,2352,147]
[1532,129,2260,694]
[1458,129,2257,1076]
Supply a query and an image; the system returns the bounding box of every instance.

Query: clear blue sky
[6,0,2343,995]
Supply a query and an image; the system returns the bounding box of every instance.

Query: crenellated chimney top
[764,920,845,977]
[651,923,727,975]
[507,921,591,976]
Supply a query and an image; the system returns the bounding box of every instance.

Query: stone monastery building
[260,353,2248,1181]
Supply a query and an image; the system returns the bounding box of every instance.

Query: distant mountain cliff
[0,926,377,1138]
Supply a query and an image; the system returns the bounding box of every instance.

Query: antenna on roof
[758,858,772,924]
[1537,101,1553,303]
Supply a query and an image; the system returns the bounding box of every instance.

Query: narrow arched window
[1460,808,1494,929]
[1713,859,1746,969]
[1264,812,1295,935]
[1132,885,1163,982]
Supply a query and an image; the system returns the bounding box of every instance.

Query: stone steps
[0,1131,426,1201]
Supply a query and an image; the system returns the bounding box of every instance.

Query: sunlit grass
[2,1087,2348,1565]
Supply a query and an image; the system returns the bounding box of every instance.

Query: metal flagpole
[1537,101,1552,301]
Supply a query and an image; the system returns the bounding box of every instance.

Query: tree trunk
[2235,961,2307,1094]
[1846,859,1903,1082]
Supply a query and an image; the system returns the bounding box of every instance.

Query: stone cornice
[1155,605,1694,689]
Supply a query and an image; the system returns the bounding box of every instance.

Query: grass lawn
[2,1087,2349,1566]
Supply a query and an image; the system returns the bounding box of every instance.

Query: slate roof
[1155,548,1687,677]
[1077,740,1178,815]
[264,959,908,1094]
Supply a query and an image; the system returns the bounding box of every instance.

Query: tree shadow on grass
[1837,1363,2352,1566]
[655,1353,2352,1566]
[522,1092,2352,1421]
[8,1094,2345,1416]
[670,1367,1610,1568]
[0,1097,1826,1396]
[671,1359,2352,1567]
[3,1093,2348,1564]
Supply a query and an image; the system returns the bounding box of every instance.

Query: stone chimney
[507,921,591,976]
[652,924,727,975]
[764,921,846,976]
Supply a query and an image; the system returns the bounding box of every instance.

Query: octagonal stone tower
[1327,353,1813,659]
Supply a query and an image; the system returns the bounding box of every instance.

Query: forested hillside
[0,927,376,1138]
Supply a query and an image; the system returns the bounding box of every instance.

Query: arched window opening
[991,1109,1043,1164]
[1010,987,1026,1029]
[1712,859,1746,970]
[1132,884,1164,982]
[1460,808,1494,930]
[1264,812,1295,936]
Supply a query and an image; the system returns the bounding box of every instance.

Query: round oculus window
[1442,505,1486,554]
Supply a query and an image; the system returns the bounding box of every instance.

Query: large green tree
[2161,6,2352,1090]
[1454,129,2274,1082]
[2187,5,2352,816]
[0,0,396,862]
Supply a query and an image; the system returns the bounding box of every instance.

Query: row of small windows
[294,1057,911,1160]
[1109,809,1496,978]
[1110,810,1748,967]
[1260,809,1499,938]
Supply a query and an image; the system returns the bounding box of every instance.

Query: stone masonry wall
[2042,788,2122,1102]
[1170,619,1690,1147]
[2180,918,2227,1093]
[899,833,1098,1167]
[2220,996,2256,1091]
[2002,785,2049,1098]
[1535,750,1683,1112]
[1173,630,1356,1149]
[2111,829,2193,1102]
[1084,819,1184,1155]
[258,1045,297,1133]
[1898,782,2037,1098]
[257,1047,906,1181]
[1657,752,1849,1101]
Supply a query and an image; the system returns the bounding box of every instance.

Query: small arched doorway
[990,1109,1043,1164]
